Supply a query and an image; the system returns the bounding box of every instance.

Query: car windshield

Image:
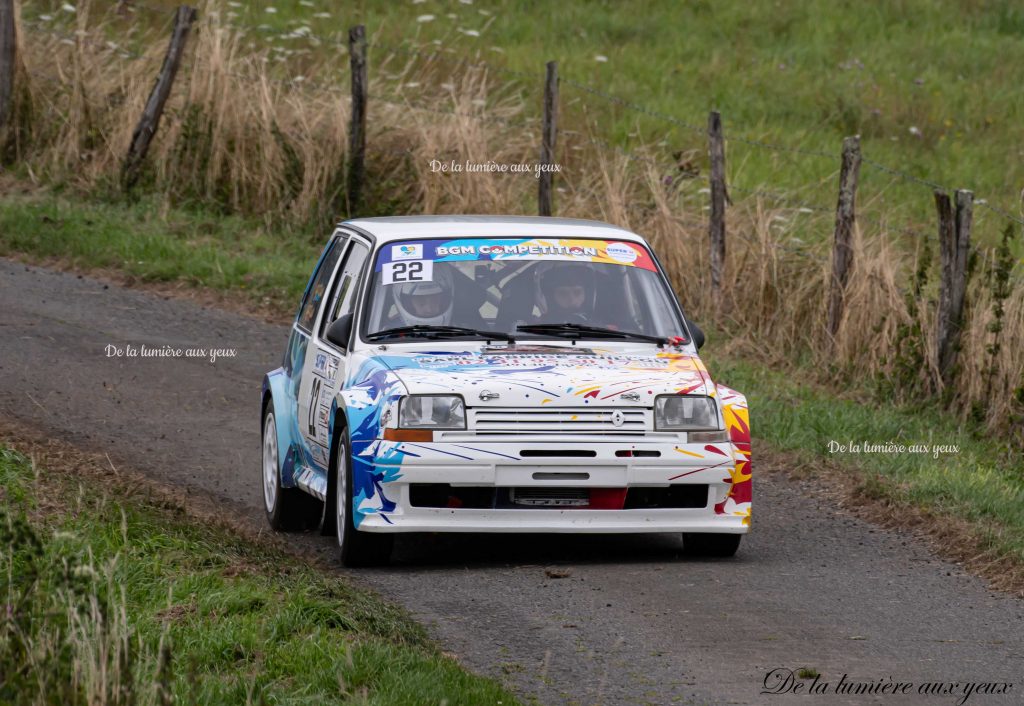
[362,237,687,342]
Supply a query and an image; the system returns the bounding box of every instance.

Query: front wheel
[334,434,393,567]
[682,532,742,558]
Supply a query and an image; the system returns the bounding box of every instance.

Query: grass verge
[702,339,1024,593]
[0,444,521,705]
[0,189,318,317]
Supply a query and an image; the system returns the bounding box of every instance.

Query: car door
[292,234,345,471]
[296,234,371,470]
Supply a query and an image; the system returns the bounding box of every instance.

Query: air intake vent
[615,449,661,458]
[520,449,596,458]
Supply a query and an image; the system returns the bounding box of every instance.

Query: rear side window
[320,241,370,338]
[297,239,343,332]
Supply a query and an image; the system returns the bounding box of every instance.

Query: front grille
[471,407,648,435]
[624,485,708,509]
[410,484,494,509]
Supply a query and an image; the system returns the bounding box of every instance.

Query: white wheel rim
[262,412,278,513]
[336,442,347,548]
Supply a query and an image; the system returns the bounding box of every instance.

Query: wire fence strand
[16,15,1024,235]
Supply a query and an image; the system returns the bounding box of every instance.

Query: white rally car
[261,217,751,566]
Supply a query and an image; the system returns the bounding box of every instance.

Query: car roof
[341,215,648,245]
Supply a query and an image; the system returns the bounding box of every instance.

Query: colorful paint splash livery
[261,217,752,564]
[265,344,752,526]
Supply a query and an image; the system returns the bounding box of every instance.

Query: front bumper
[353,435,751,534]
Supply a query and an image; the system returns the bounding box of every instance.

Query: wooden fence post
[122,5,197,192]
[538,60,558,217]
[0,0,16,134]
[347,24,367,217]
[827,135,862,340]
[707,110,727,310]
[936,188,973,386]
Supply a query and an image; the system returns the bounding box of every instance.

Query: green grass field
[21,0,1024,248]
[0,191,316,311]
[0,446,521,705]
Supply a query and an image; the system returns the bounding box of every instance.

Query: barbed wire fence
[26,6,1024,215]
[8,6,1024,336]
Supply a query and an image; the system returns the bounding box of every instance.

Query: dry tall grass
[7,2,1024,437]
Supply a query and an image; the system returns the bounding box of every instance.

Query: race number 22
[382,260,433,285]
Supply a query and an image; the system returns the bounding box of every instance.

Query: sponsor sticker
[313,352,341,380]
[605,242,639,263]
[318,382,333,410]
[376,238,658,272]
[391,243,423,260]
[313,352,328,375]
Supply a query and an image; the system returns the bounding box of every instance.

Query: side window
[631,267,678,333]
[319,241,370,338]
[297,238,343,332]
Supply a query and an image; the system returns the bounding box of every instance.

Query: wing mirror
[684,316,705,350]
[325,313,354,350]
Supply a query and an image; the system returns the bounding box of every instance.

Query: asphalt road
[1,259,1021,706]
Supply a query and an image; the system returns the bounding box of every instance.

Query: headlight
[654,395,719,431]
[398,395,466,430]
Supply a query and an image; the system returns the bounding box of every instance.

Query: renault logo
[611,410,625,427]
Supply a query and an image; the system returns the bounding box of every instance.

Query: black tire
[333,431,393,567]
[682,532,742,558]
[262,399,318,531]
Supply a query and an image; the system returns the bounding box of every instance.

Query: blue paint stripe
[401,443,475,460]
[451,444,520,460]
[496,379,559,395]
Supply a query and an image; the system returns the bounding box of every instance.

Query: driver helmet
[394,267,455,326]
[537,262,597,321]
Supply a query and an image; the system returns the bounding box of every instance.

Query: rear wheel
[682,532,742,558]
[334,434,393,567]
[263,401,316,530]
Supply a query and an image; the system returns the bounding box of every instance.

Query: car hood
[370,343,713,407]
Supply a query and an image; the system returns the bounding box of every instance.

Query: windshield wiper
[366,325,516,343]
[516,323,668,345]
